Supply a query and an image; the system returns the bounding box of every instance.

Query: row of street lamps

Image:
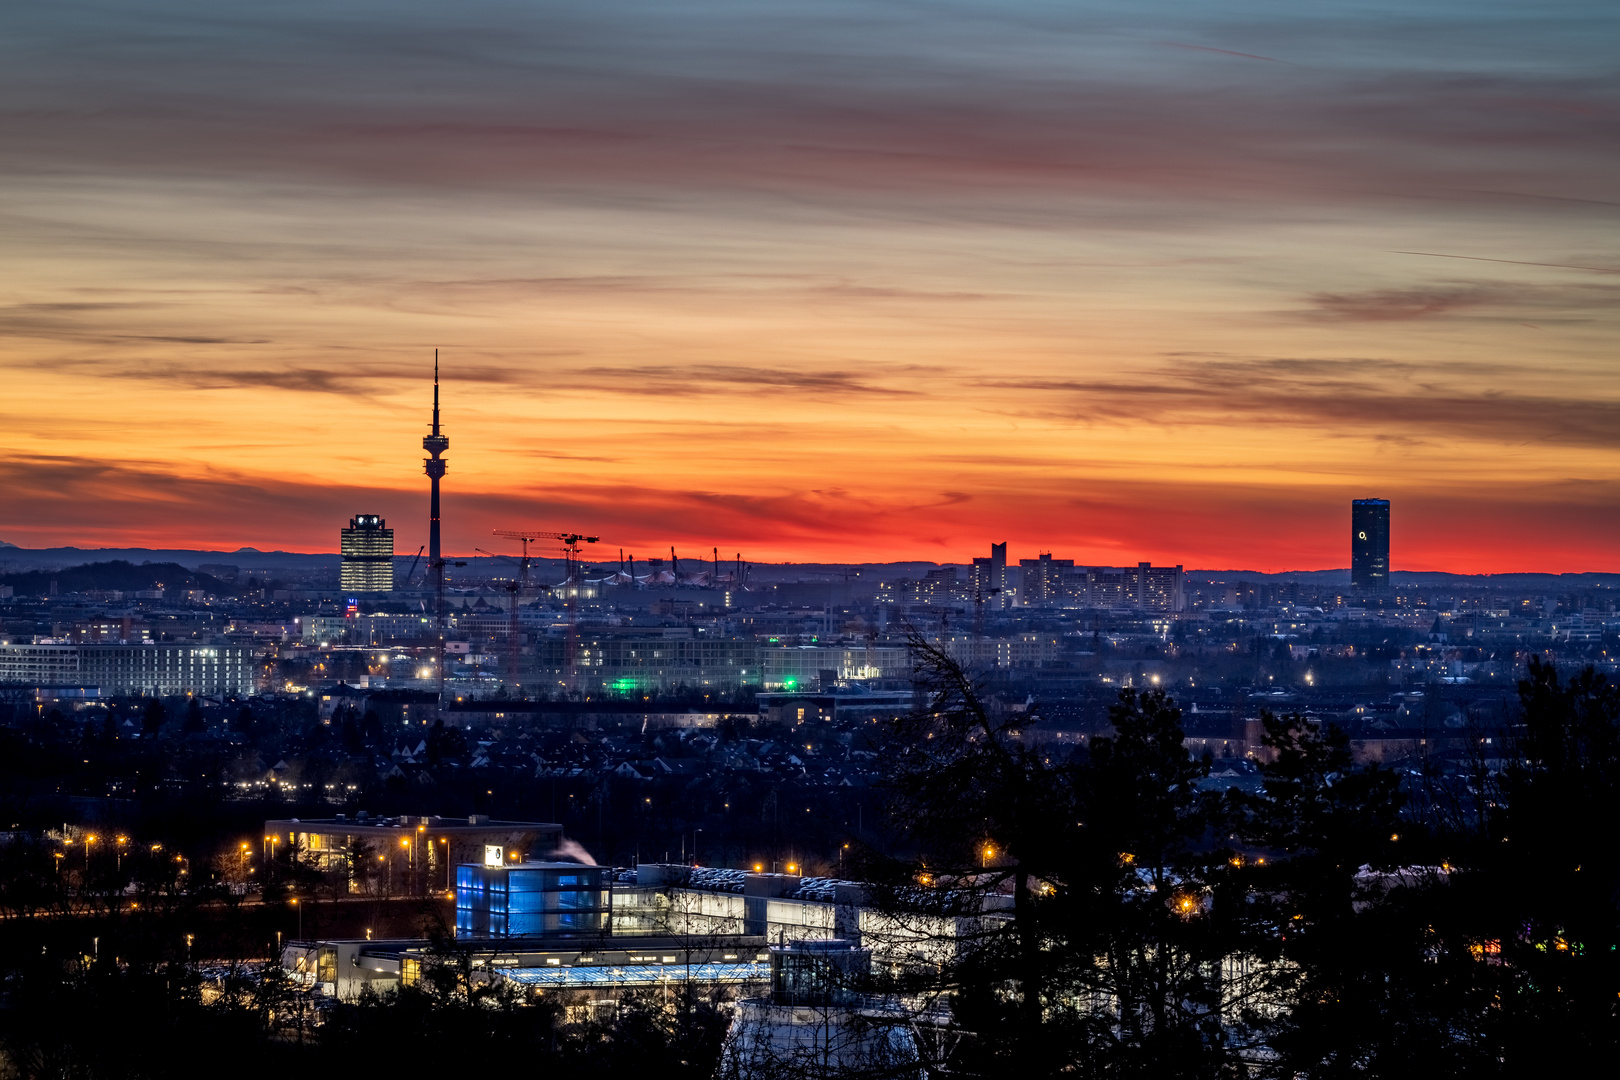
[71,833,171,870]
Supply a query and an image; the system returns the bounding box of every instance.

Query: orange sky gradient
[2,1,1616,572]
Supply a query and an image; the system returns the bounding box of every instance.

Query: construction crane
[495,530,599,587]
[493,529,599,694]
[402,545,426,588]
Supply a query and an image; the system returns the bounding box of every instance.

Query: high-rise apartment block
[1004,559,1185,611]
[1350,498,1391,592]
[1019,553,1074,607]
[1062,562,1184,611]
[340,514,395,593]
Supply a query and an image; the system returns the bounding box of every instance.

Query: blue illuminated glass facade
[454,862,611,938]
[502,962,768,988]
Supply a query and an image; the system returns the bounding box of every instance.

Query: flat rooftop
[265,815,562,832]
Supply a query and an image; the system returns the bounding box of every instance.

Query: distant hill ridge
[0,560,240,596]
[0,545,339,571]
[0,544,1612,586]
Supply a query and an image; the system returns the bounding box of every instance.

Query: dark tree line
[857,641,1619,1078]
[1,650,1615,1078]
[0,900,732,1080]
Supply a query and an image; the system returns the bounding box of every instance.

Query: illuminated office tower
[340,514,395,592]
[1350,498,1391,592]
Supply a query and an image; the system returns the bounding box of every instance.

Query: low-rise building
[263,813,563,896]
[280,861,1007,1006]
[0,642,257,696]
[455,860,612,937]
[282,933,770,1004]
[761,646,910,690]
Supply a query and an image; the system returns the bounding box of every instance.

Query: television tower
[423,351,450,696]
[424,351,449,560]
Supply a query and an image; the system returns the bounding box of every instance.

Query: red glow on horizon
[1,479,1613,576]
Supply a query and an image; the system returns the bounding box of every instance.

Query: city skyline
[3,1,1617,571]
[0,364,1600,576]
[1,6,1615,1074]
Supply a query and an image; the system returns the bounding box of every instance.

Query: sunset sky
[2,1,1616,570]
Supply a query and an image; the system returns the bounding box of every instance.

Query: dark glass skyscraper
[1351,498,1390,592]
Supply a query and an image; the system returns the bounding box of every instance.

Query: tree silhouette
[142,699,166,737]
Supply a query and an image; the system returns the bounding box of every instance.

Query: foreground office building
[1351,498,1391,592]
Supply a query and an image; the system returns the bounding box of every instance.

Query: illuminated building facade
[0,643,256,695]
[1019,553,1074,607]
[719,939,920,1080]
[552,634,765,693]
[455,861,612,937]
[1031,562,1187,611]
[340,514,395,593]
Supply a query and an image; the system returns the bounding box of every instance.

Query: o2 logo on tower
[1358,531,1367,540]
